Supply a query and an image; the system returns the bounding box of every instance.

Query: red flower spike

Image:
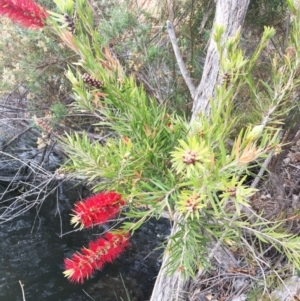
[63,232,130,284]
[0,0,48,29]
[71,191,125,229]
[103,232,129,260]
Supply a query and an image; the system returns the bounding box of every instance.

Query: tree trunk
[150,212,187,301]
[191,0,250,120]
[150,1,250,300]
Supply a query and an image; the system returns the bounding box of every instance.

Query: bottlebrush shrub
[70,191,125,229]
[64,232,130,283]
[0,0,49,29]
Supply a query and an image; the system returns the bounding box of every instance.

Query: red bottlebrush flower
[71,191,125,229]
[0,0,48,29]
[101,232,130,263]
[63,232,130,284]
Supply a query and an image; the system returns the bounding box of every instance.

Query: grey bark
[150,212,187,301]
[191,0,250,120]
[150,1,250,300]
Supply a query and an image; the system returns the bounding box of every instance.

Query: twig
[251,131,284,189]
[82,289,96,300]
[0,125,32,153]
[19,280,26,301]
[56,188,63,237]
[250,152,273,189]
[239,235,270,298]
[166,20,196,98]
[0,104,26,111]
[288,163,300,170]
[60,228,81,237]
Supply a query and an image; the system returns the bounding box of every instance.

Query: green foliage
[53,0,74,12]
[50,101,68,127]
[49,0,300,285]
[0,18,73,117]
[247,0,287,27]
[166,220,211,280]
[36,0,57,10]
[100,6,138,42]
[249,0,286,12]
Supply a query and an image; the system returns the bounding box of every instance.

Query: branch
[0,125,32,153]
[167,20,196,98]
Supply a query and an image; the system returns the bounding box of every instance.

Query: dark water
[0,183,169,301]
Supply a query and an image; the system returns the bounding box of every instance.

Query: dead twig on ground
[0,126,32,153]
[19,280,26,301]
